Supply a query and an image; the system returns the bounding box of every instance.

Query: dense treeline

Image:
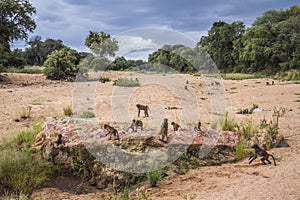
[0,1,299,80]
[149,5,300,74]
[199,5,300,74]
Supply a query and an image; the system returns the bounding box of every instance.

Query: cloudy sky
[13,0,299,58]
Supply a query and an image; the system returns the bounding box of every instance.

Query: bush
[147,169,162,187]
[43,47,80,80]
[0,150,54,196]
[275,70,300,81]
[81,110,95,118]
[113,78,140,87]
[63,104,73,117]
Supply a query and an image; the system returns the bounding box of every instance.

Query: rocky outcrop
[34,117,285,190]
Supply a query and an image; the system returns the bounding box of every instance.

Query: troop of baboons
[102,101,202,143]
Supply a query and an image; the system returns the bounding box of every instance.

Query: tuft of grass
[15,106,32,121]
[13,123,43,148]
[235,141,245,160]
[30,98,43,105]
[239,120,258,140]
[146,169,162,187]
[0,150,55,196]
[81,110,95,118]
[221,73,266,80]
[221,112,238,131]
[113,77,140,87]
[63,104,73,117]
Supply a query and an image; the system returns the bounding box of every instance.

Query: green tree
[240,5,300,73]
[43,47,80,80]
[84,31,118,57]
[198,21,245,72]
[0,0,36,66]
[24,36,65,66]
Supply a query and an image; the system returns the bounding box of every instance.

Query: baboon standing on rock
[136,104,150,117]
[158,118,168,143]
[194,120,201,131]
[171,121,181,131]
[127,119,143,132]
[104,124,119,140]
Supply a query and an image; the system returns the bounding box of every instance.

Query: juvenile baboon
[186,80,189,84]
[127,119,143,132]
[104,124,119,140]
[266,81,270,85]
[249,144,276,166]
[53,134,65,147]
[136,104,150,117]
[171,121,181,131]
[194,120,201,131]
[159,118,168,143]
[272,80,274,85]
[184,85,188,90]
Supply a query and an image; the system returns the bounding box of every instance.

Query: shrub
[81,110,95,118]
[113,78,140,87]
[43,47,80,80]
[63,104,73,117]
[275,70,300,81]
[146,169,162,187]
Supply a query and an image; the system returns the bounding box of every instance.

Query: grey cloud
[24,0,299,52]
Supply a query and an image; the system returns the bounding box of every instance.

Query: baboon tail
[270,154,276,166]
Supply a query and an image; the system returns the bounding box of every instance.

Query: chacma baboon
[272,80,274,85]
[159,118,168,143]
[104,124,119,140]
[186,80,189,84]
[184,85,188,90]
[194,120,201,131]
[215,81,220,86]
[127,119,143,132]
[249,144,276,166]
[136,104,150,117]
[171,121,181,131]
[266,81,270,85]
[53,134,65,147]
[112,175,119,195]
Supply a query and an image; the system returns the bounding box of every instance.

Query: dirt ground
[0,72,299,199]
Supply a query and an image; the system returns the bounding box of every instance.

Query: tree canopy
[0,0,36,66]
[84,31,119,57]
